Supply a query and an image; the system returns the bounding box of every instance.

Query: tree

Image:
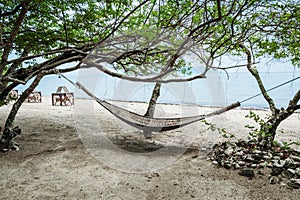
[237,0,300,147]
[204,0,300,148]
[2,0,287,151]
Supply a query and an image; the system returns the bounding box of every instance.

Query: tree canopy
[0,0,300,150]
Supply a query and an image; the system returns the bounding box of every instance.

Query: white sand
[0,97,300,199]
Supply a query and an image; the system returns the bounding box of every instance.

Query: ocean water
[16,69,300,109]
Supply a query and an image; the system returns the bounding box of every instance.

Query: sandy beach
[1,97,300,199]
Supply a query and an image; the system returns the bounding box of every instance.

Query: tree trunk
[0,73,44,151]
[143,82,161,138]
[144,82,161,118]
[240,44,300,148]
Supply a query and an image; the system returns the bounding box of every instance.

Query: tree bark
[144,82,161,118]
[0,72,44,151]
[143,82,161,138]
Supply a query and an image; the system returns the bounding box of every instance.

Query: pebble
[267,152,273,158]
[271,168,283,176]
[273,156,281,160]
[290,179,300,185]
[289,179,300,189]
[234,163,241,169]
[212,161,218,165]
[290,155,300,162]
[269,176,279,184]
[284,158,296,168]
[251,164,257,168]
[259,162,267,167]
[295,168,300,176]
[287,168,295,175]
[210,140,300,188]
[252,150,262,154]
[238,161,245,166]
[225,148,234,156]
[267,163,273,168]
[273,161,284,168]
[238,169,255,178]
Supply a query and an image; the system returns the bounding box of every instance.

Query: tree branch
[82,61,207,83]
[239,43,278,115]
[7,47,89,65]
[287,90,300,112]
[0,4,22,17]
[0,0,31,74]
[98,0,150,44]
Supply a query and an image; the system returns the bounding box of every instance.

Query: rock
[282,170,295,179]
[251,164,257,168]
[267,152,273,158]
[238,161,245,166]
[287,168,296,175]
[288,179,300,189]
[273,156,281,160]
[224,164,231,169]
[236,151,244,156]
[234,163,241,169]
[290,179,300,185]
[224,147,234,156]
[273,161,285,168]
[290,155,300,162]
[267,163,273,168]
[238,169,255,178]
[295,168,300,176]
[252,150,262,154]
[212,161,218,165]
[282,169,295,179]
[271,167,283,176]
[245,155,254,162]
[259,162,267,168]
[269,176,279,184]
[280,182,286,186]
[284,158,296,169]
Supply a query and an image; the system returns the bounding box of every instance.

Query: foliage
[245,111,300,150]
[245,111,273,141]
[1,0,300,150]
[201,119,235,139]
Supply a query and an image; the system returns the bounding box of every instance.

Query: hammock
[74,81,240,132]
[58,72,300,133]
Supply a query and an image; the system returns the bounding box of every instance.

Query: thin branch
[211,62,259,70]
[7,47,88,64]
[98,0,150,44]
[57,62,81,74]
[287,90,300,112]
[0,4,22,17]
[0,0,31,74]
[82,61,206,83]
[6,77,26,84]
[239,43,278,115]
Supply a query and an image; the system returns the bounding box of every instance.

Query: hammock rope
[57,71,300,132]
[240,76,300,103]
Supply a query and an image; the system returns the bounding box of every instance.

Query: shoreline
[42,95,295,112]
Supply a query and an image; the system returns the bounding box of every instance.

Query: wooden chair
[52,86,74,106]
[25,91,42,103]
